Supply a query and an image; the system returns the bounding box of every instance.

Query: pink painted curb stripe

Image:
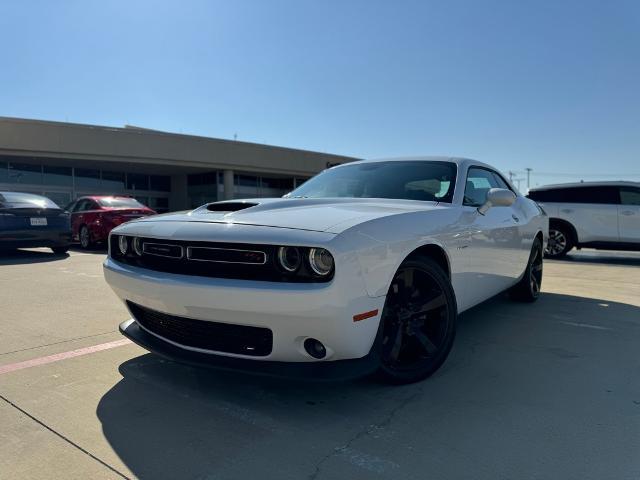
[0,339,132,375]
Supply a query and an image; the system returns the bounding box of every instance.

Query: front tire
[376,257,457,385]
[510,238,543,302]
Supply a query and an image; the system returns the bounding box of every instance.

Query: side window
[491,172,511,191]
[64,201,76,212]
[73,200,88,212]
[85,200,99,210]
[620,187,640,206]
[464,167,501,206]
[564,187,619,204]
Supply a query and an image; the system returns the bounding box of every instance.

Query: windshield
[97,197,145,208]
[287,161,457,202]
[0,192,60,209]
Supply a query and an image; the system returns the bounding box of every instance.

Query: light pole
[525,168,532,190]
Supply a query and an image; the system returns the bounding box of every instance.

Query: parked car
[527,181,640,258]
[103,157,548,384]
[0,191,71,253]
[66,196,156,249]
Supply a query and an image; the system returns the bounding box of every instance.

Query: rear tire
[51,246,69,254]
[79,225,92,249]
[510,238,543,302]
[376,257,457,385]
[545,224,573,258]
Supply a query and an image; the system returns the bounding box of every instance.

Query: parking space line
[0,339,131,375]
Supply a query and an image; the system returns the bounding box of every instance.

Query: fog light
[118,236,128,255]
[304,338,326,359]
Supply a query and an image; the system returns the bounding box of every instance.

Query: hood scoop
[202,201,259,213]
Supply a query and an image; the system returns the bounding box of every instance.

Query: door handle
[512,214,520,222]
[620,210,635,216]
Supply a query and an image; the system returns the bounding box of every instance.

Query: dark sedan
[0,192,72,253]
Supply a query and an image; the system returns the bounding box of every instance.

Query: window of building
[43,166,72,187]
[102,171,126,191]
[150,175,171,192]
[236,174,258,187]
[0,161,8,183]
[75,168,101,188]
[261,177,294,190]
[127,173,149,191]
[148,197,169,213]
[8,162,42,184]
[44,191,72,208]
[188,172,218,186]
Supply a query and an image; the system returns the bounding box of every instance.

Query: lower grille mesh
[127,302,273,356]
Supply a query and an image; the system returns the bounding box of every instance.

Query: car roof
[334,156,494,170]
[76,195,132,201]
[530,180,640,191]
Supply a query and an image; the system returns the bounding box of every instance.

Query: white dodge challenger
[104,157,548,384]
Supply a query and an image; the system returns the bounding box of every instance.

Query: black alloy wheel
[510,238,543,302]
[377,257,457,384]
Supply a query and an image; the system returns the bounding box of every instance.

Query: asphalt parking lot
[1,248,639,480]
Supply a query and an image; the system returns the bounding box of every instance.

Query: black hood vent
[205,202,258,212]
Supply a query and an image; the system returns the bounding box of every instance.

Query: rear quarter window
[528,186,619,204]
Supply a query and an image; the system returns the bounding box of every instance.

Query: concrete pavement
[1,248,639,479]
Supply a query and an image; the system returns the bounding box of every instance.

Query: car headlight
[132,237,143,256]
[308,248,334,276]
[118,235,128,255]
[277,246,301,272]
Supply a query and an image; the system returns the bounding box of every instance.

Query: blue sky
[1,0,638,188]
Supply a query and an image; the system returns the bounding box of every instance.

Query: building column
[169,173,188,211]
[223,169,234,200]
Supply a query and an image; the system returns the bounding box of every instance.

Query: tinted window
[0,192,59,209]
[75,168,101,188]
[150,175,170,192]
[97,197,145,208]
[464,167,502,206]
[0,161,8,183]
[102,171,126,191]
[528,186,619,204]
[43,166,72,186]
[127,173,149,191]
[73,199,90,212]
[288,161,457,202]
[8,163,42,184]
[620,187,640,206]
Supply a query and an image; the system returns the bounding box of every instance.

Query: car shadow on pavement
[554,251,640,267]
[97,293,640,480]
[69,245,108,254]
[0,248,69,265]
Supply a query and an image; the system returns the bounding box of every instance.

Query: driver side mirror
[478,188,516,215]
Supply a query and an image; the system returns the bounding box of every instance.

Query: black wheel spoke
[389,324,404,361]
[414,330,438,355]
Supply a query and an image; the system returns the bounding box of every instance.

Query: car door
[618,186,640,243]
[70,199,88,240]
[462,167,522,307]
[555,186,620,243]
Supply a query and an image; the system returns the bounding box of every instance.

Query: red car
[66,196,156,249]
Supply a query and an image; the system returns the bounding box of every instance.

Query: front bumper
[104,258,385,363]
[120,319,380,380]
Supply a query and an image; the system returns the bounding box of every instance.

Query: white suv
[527,181,640,258]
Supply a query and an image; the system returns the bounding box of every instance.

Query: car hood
[134,198,445,234]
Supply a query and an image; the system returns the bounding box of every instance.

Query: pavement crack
[0,393,130,480]
[308,389,422,480]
